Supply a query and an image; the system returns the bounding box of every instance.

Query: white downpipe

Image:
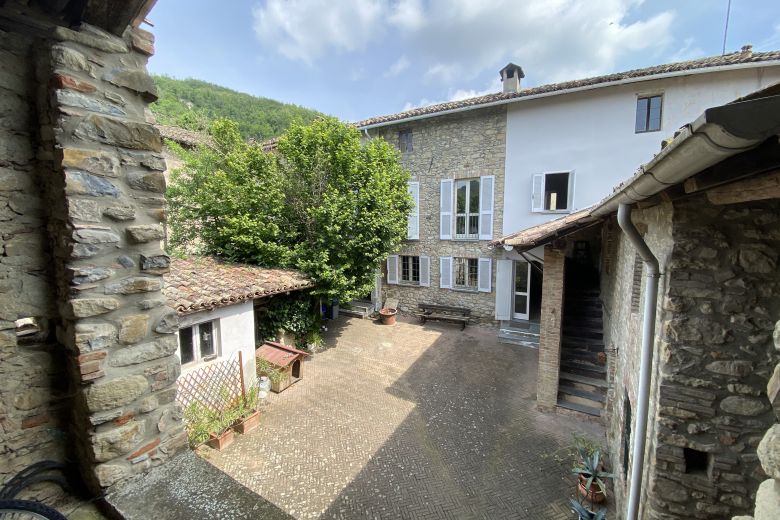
[617,203,660,520]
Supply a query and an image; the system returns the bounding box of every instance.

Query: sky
[146,0,780,122]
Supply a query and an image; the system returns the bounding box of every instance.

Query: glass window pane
[455,258,466,286]
[469,215,479,235]
[469,179,480,213]
[514,295,528,314]
[648,97,662,131]
[199,322,215,358]
[179,326,194,365]
[456,216,466,235]
[412,256,420,282]
[456,182,467,213]
[468,259,478,287]
[635,97,649,132]
[515,262,529,292]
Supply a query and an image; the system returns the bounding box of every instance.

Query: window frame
[400,255,420,285]
[453,257,479,290]
[454,178,480,240]
[399,129,413,153]
[178,319,220,367]
[532,171,574,214]
[635,94,663,133]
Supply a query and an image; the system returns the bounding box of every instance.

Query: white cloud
[252,0,386,63]
[403,78,502,110]
[253,0,676,85]
[385,55,410,78]
[668,37,706,63]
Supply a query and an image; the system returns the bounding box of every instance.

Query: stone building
[356,54,780,342]
[0,0,189,506]
[493,87,780,518]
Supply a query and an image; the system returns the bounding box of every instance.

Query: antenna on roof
[721,0,732,56]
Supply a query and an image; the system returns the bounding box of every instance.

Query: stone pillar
[537,244,565,411]
[34,23,186,491]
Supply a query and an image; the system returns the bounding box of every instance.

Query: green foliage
[151,75,323,140]
[183,399,241,448]
[166,117,413,303]
[256,357,284,385]
[255,293,320,347]
[572,448,614,497]
[236,385,260,419]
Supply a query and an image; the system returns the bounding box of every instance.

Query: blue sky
[147,0,780,122]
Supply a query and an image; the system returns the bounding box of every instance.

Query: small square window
[454,257,478,289]
[179,326,195,365]
[683,448,709,476]
[400,255,420,284]
[399,130,413,153]
[635,95,662,133]
[178,320,219,366]
[544,172,569,211]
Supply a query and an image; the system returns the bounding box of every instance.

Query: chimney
[741,43,753,55]
[500,63,525,93]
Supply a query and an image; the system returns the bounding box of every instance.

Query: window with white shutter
[407,181,419,240]
[531,174,544,212]
[386,255,399,284]
[419,256,430,287]
[532,171,574,213]
[495,259,513,320]
[479,175,494,240]
[478,258,492,293]
[439,257,452,288]
[440,180,453,239]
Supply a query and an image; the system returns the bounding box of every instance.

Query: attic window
[683,448,709,476]
[399,130,413,153]
[635,95,662,133]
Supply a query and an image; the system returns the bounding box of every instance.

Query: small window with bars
[400,255,420,284]
[179,320,219,366]
[454,257,478,289]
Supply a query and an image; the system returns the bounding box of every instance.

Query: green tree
[166,117,412,302]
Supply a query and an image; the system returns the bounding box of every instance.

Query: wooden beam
[706,169,780,205]
[684,138,780,194]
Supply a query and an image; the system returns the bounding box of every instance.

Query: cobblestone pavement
[207,317,606,520]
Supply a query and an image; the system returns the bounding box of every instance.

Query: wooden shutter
[439,256,452,289]
[387,255,399,285]
[407,181,419,240]
[531,174,544,212]
[419,256,430,287]
[440,179,453,239]
[479,175,494,240]
[567,171,575,211]
[495,259,513,320]
[478,257,492,293]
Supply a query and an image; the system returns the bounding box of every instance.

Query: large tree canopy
[166,118,412,302]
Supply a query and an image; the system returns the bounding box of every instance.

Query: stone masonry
[371,106,506,322]
[536,244,565,411]
[1,4,186,499]
[603,195,780,519]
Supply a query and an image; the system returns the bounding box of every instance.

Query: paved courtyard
[207,317,605,519]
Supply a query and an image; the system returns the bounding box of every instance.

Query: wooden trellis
[176,351,245,414]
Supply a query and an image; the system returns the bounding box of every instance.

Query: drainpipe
[617,203,660,520]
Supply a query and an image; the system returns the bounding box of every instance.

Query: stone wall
[603,195,780,519]
[537,245,565,411]
[1,7,187,498]
[0,26,69,502]
[371,106,506,322]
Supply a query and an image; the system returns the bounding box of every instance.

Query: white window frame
[453,257,479,290]
[454,178,480,239]
[635,93,663,133]
[400,255,420,285]
[178,320,220,367]
[531,170,575,214]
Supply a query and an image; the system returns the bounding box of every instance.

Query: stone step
[558,384,606,403]
[564,307,603,319]
[561,349,600,363]
[562,326,603,340]
[557,399,603,417]
[561,359,606,376]
[498,328,539,348]
[340,302,374,319]
[562,336,605,351]
[559,371,608,390]
[564,316,604,328]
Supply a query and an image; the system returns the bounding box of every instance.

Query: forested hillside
[150,75,324,140]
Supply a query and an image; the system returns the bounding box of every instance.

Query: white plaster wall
[503,65,780,235]
[177,301,256,390]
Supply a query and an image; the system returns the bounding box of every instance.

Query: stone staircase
[557,288,607,418]
[340,300,374,319]
[498,320,540,348]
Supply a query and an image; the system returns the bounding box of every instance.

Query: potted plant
[206,405,239,450]
[573,448,613,504]
[379,307,397,325]
[234,386,261,434]
[569,499,606,520]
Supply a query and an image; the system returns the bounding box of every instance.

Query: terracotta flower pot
[235,411,260,434]
[379,308,397,325]
[207,429,234,450]
[578,474,606,503]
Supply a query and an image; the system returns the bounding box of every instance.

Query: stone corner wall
[0,10,188,495]
[536,244,565,411]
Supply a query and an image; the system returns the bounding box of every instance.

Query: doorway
[513,260,530,320]
[292,359,301,379]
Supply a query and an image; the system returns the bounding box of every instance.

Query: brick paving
[207,317,606,519]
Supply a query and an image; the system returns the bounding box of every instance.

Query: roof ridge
[355,50,780,128]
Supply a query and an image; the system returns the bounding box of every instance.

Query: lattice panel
[176,355,243,414]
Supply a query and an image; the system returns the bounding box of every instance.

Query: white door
[513,260,531,320]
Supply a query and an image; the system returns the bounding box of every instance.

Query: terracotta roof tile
[156,124,215,148]
[355,50,780,128]
[163,257,313,315]
[491,206,602,251]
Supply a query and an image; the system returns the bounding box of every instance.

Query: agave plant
[569,499,606,520]
[572,448,614,497]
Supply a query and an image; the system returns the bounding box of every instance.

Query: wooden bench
[415,303,471,330]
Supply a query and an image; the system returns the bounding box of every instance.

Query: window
[531,171,573,213]
[453,257,479,289]
[399,129,413,152]
[455,179,480,238]
[635,95,662,133]
[178,320,219,366]
[683,448,710,476]
[400,255,420,284]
